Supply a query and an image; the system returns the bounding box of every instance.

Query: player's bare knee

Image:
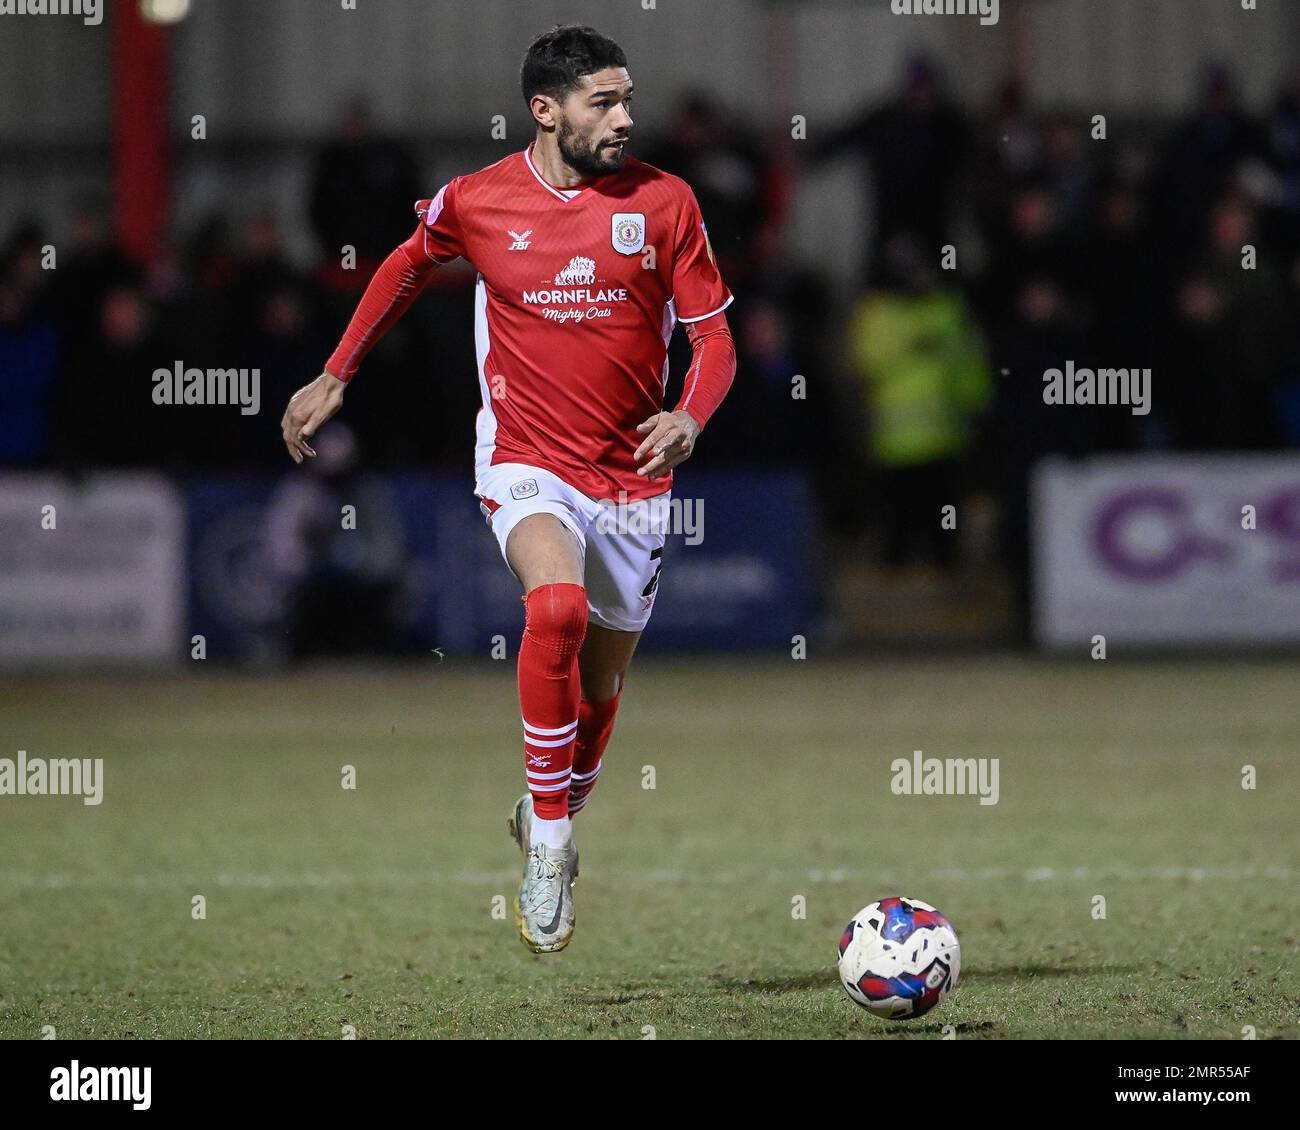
[585,671,625,702]
[579,657,627,702]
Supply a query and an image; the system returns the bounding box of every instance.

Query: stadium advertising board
[0,474,186,668]
[1034,455,1300,647]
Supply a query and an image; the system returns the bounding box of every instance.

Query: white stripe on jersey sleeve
[676,293,735,324]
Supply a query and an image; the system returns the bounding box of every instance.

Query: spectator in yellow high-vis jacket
[846,234,992,567]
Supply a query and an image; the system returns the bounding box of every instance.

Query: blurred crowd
[5,62,1300,590]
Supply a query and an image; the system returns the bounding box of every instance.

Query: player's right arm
[281,370,346,464]
[280,181,467,463]
[278,223,433,464]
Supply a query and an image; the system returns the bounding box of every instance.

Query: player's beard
[557,117,626,178]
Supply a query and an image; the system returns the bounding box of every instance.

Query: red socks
[518,583,588,819]
[569,691,620,817]
[517,582,625,820]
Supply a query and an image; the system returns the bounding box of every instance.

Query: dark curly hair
[520,25,627,107]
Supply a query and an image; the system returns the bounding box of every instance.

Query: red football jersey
[415,143,732,501]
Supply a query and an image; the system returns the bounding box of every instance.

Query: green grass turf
[0,656,1295,1040]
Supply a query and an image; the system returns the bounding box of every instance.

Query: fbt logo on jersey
[523,255,630,324]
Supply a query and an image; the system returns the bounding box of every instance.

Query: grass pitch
[0,656,1295,1040]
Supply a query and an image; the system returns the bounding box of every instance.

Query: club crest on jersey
[611,212,645,255]
[509,478,539,501]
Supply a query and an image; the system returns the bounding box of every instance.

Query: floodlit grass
[0,657,1295,1039]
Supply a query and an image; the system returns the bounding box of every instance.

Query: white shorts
[475,462,670,633]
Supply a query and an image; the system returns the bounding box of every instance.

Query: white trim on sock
[531,813,572,849]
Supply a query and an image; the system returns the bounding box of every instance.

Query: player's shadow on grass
[976,963,1139,980]
[710,963,1138,997]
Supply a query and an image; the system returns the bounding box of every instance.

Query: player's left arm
[635,311,736,480]
[635,184,737,481]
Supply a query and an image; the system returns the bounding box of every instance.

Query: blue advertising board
[186,470,813,659]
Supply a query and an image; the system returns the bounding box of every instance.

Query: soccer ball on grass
[837,896,961,1019]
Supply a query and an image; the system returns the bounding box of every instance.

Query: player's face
[556,67,634,177]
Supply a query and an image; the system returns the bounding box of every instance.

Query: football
[837,897,961,1019]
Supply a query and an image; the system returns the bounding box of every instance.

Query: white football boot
[508,794,578,953]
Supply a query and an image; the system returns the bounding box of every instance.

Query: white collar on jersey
[524,142,590,203]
